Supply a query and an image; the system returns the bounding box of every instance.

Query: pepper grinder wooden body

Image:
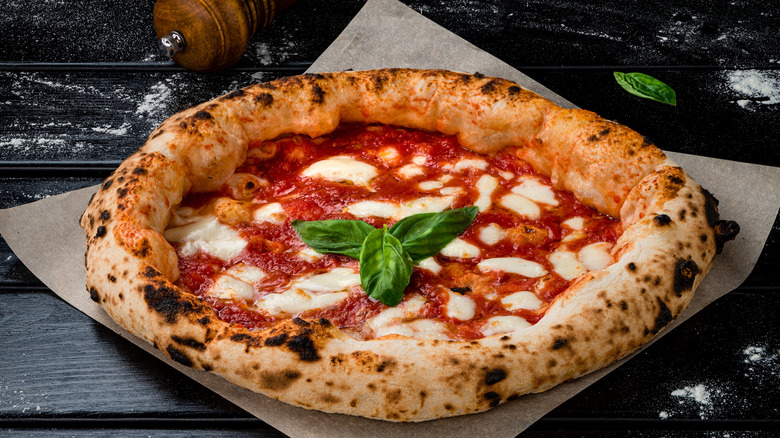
[154,0,296,72]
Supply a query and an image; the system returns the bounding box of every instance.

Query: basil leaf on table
[613,72,677,106]
[359,227,413,307]
[290,219,375,258]
[389,206,479,261]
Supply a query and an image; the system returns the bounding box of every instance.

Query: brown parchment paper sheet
[1,0,779,436]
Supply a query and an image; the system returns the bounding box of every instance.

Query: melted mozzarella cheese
[291,268,361,293]
[501,291,543,311]
[255,267,359,315]
[440,238,481,258]
[478,223,506,245]
[418,180,444,191]
[562,217,585,230]
[499,194,541,220]
[347,200,398,219]
[397,164,425,179]
[297,247,324,262]
[211,275,255,300]
[301,156,378,187]
[252,202,286,224]
[416,257,442,274]
[481,316,532,337]
[475,174,499,212]
[225,263,265,284]
[578,242,613,271]
[412,155,427,165]
[347,196,454,221]
[477,257,548,278]
[367,294,427,336]
[453,158,488,172]
[257,289,349,314]
[511,178,559,205]
[399,196,455,217]
[378,147,400,164]
[499,170,515,180]
[549,248,587,280]
[164,216,247,261]
[445,290,476,320]
[439,186,464,196]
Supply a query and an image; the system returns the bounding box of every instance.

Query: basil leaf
[359,227,413,307]
[614,72,677,106]
[291,219,376,259]
[389,206,478,261]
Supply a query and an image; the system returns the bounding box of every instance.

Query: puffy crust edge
[80,69,733,422]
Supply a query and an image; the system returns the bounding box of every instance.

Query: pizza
[80,69,738,422]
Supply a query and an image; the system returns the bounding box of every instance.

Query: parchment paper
[1,0,779,436]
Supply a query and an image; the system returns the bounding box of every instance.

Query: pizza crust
[81,69,736,421]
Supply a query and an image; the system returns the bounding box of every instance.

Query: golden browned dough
[81,69,735,422]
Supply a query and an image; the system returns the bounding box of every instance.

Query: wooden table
[1,0,778,436]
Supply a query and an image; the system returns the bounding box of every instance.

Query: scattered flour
[669,383,720,419]
[136,81,173,119]
[725,70,780,109]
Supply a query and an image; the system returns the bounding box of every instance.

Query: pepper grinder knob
[153,0,296,72]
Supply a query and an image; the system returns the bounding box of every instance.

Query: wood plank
[1,0,777,68]
[1,69,779,166]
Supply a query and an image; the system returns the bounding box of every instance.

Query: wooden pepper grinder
[154,0,296,72]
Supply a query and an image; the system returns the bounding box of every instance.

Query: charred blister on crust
[192,110,213,121]
[714,220,740,253]
[171,335,207,351]
[166,345,194,367]
[485,369,507,385]
[551,338,568,350]
[260,369,302,390]
[89,286,99,302]
[650,297,673,335]
[673,258,699,296]
[653,214,672,226]
[254,92,274,107]
[222,89,245,100]
[286,333,321,362]
[142,282,208,324]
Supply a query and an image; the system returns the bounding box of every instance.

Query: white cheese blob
[297,247,325,263]
[439,186,464,196]
[562,217,585,230]
[291,268,361,293]
[301,156,378,188]
[399,196,455,218]
[367,294,427,336]
[412,155,427,165]
[252,202,286,224]
[562,230,586,243]
[346,196,454,221]
[378,147,400,164]
[549,248,587,281]
[445,290,476,321]
[397,164,425,179]
[416,257,442,274]
[481,316,532,337]
[211,275,255,300]
[257,289,349,315]
[477,257,548,278]
[164,216,247,261]
[578,242,613,271]
[418,180,445,191]
[511,178,559,206]
[255,267,359,315]
[225,263,266,284]
[501,291,543,311]
[478,223,506,245]
[475,174,499,212]
[499,194,541,220]
[440,237,481,258]
[499,170,515,180]
[453,158,489,172]
[346,200,398,219]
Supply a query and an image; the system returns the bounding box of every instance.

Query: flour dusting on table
[725,70,780,109]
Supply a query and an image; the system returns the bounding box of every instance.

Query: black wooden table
[1,0,778,436]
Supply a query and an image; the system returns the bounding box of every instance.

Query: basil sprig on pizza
[292,207,478,306]
[81,69,737,422]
